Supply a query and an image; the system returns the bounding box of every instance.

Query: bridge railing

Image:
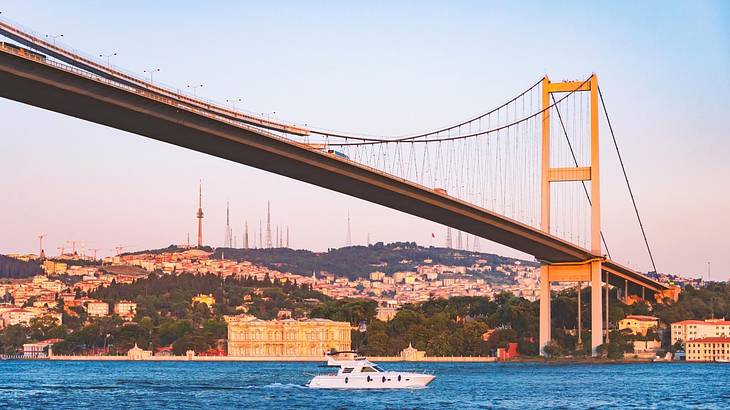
[0,16,309,136]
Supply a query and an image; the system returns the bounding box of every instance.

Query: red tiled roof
[625,315,659,321]
[673,320,730,326]
[686,337,730,343]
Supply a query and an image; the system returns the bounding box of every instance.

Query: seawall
[47,355,497,363]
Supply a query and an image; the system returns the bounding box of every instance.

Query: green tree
[0,325,28,354]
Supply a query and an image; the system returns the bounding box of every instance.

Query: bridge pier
[539,259,603,357]
[591,260,604,353]
[539,266,551,353]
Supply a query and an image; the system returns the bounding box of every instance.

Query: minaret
[197,181,204,247]
[259,220,263,249]
[244,221,249,249]
[265,201,272,248]
[286,226,289,248]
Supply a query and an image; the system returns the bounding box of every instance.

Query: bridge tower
[539,75,604,356]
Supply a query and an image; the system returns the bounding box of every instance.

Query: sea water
[1,361,729,409]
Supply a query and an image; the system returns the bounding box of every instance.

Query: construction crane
[65,240,80,255]
[114,245,135,255]
[87,248,102,261]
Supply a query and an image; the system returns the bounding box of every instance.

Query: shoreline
[2,355,696,364]
[38,355,497,363]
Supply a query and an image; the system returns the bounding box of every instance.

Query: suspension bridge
[0,17,679,356]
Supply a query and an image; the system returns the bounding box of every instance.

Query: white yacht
[307,351,435,389]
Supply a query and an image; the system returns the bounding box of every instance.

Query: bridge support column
[540,259,603,356]
[539,265,551,356]
[591,260,603,355]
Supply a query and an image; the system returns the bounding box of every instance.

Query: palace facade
[685,337,730,362]
[226,315,351,357]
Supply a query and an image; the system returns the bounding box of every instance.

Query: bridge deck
[0,46,668,294]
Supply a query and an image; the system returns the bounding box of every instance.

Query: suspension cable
[327,76,593,146]
[309,78,544,142]
[551,94,612,259]
[597,85,658,273]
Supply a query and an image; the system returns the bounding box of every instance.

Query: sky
[0,1,728,279]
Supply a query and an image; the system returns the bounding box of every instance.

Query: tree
[543,341,564,358]
[0,325,28,354]
[29,316,65,341]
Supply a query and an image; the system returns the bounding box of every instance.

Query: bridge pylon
[539,75,605,357]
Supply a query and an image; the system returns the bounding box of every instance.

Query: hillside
[214,242,537,281]
[0,254,43,279]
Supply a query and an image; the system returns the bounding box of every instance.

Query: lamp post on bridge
[226,98,242,110]
[45,33,63,45]
[261,111,276,120]
[99,52,117,66]
[143,67,160,83]
[186,83,204,97]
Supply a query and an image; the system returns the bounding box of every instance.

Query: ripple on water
[2,361,730,409]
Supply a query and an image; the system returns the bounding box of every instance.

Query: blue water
[2,361,729,409]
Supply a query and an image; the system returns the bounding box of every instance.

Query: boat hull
[308,372,434,389]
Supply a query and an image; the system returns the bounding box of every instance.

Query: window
[342,368,354,374]
[361,366,379,373]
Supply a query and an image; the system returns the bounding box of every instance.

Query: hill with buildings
[213,242,537,283]
[0,254,43,279]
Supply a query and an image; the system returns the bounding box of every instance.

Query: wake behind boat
[307,351,435,389]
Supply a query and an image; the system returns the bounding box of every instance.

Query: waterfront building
[685,337,730,362]
[226,315,351,357]
[127,343,153,360]
[618,315,659,336]
[22,338,63,358]
[671,318,730,344]
[400,343,426,361]
[192,293,216,306]
[628,340,662,359]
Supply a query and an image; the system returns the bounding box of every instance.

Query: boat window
[342,368,354,374]
[373,366,385,372]
[361,366,379,373]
